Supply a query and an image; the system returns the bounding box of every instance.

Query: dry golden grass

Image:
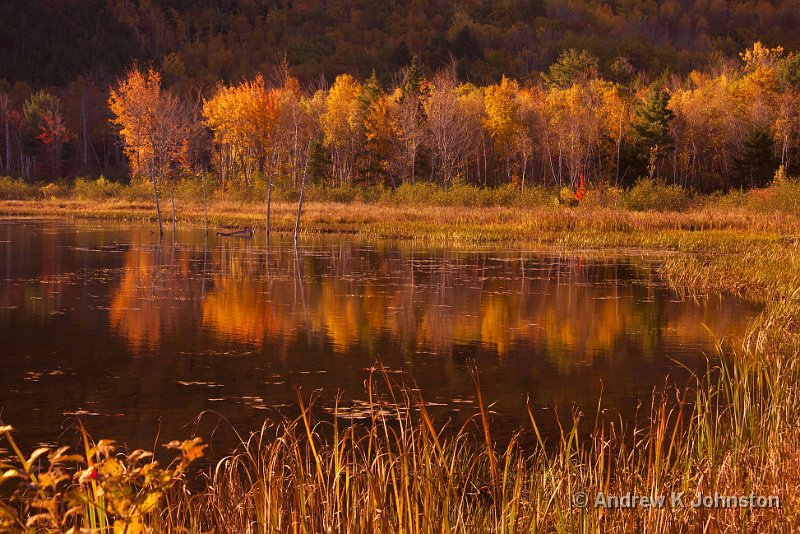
[2,197,799,250]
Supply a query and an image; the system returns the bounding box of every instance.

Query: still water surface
[0,219,760,455]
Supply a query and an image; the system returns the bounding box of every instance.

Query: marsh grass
[2,175,800,248]
[160,319,795,533]
[3,310,798,533]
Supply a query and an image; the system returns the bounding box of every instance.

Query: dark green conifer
[732,129,778,189]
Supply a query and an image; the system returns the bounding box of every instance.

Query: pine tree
[630,87,674,180]
[632,88,674,149]
[402,57,423,100]
[732,129,778,189]
[307,141,331,184]
[360,69,382,110]
[543,49,599,90]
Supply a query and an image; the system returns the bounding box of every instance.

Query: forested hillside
[1,1,799,193]
[3,0,800,85]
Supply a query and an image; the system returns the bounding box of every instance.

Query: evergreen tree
[778,51,800,87]
[402,57,423,99]
[543,49,599,90]
[307,141,331,184]
[630,87,674,181]
[360,69,382,110]
[732,129,778,189]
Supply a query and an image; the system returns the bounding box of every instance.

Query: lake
[0,219,760,456]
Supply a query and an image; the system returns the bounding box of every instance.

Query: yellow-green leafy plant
[0,424,205,533]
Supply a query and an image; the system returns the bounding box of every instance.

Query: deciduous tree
[321,74,364,185]
[109,66,190,236]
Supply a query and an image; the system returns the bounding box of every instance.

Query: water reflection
[104,234,745,370]
[0,220,760,454]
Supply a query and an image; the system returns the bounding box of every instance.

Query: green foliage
[359,69,382,110]
[22,90,60,132]
[307,141,331,185]
[777,51,800,86]
[631,87,674,152]
[623,178,690,211]
[72,177,124,201]
[123,179,153,202]
[543,49,599,90]
[732,129,778,189]
[0,177,37,200]
[214,182,255,203]
[629,87,675,181]
[172,177,207,203]
[0,425,204,533]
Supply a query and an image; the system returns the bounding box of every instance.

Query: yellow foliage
[364,93,400,161]
[321,74,364,149]
[108,68,162,179]
[740,41,784,70]
[203,75,280,181]
[483,75,522,149]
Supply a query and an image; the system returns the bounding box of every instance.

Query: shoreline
[1,197,797,250]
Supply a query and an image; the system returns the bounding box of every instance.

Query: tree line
[3,42,799,196]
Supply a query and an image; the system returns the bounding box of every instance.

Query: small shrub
[355,184,384,203]
[118,178,153,201]
[623,178,690,211]
[438,182,484,206]
[40,182,70,199]
[381,182,554,209]
[516,185,555,209]
[173,177,206,203]
[744,167,800,214]
[72,176,124,201]
[214,182,257,203]
[708,189,748,209]
[305,184,362,203]
[258,175,301,202]
[558,186,578,207]
[578,184,624,209]
[389,182,439,205]
[0,176,37,200]
[491,183,519,206]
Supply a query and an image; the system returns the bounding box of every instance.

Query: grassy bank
[2,177,800,532]
[2,174,800,252]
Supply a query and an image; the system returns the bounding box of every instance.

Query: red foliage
[37,112,73,146]
[574,172,586,202]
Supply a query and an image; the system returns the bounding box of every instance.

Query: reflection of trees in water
[1,225,70,319]
[1,224,762,454]
[105,238,750,370]
[109,235,203,352]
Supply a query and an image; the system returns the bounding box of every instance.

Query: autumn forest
[1,1,800,199]
[3,2,800,533]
